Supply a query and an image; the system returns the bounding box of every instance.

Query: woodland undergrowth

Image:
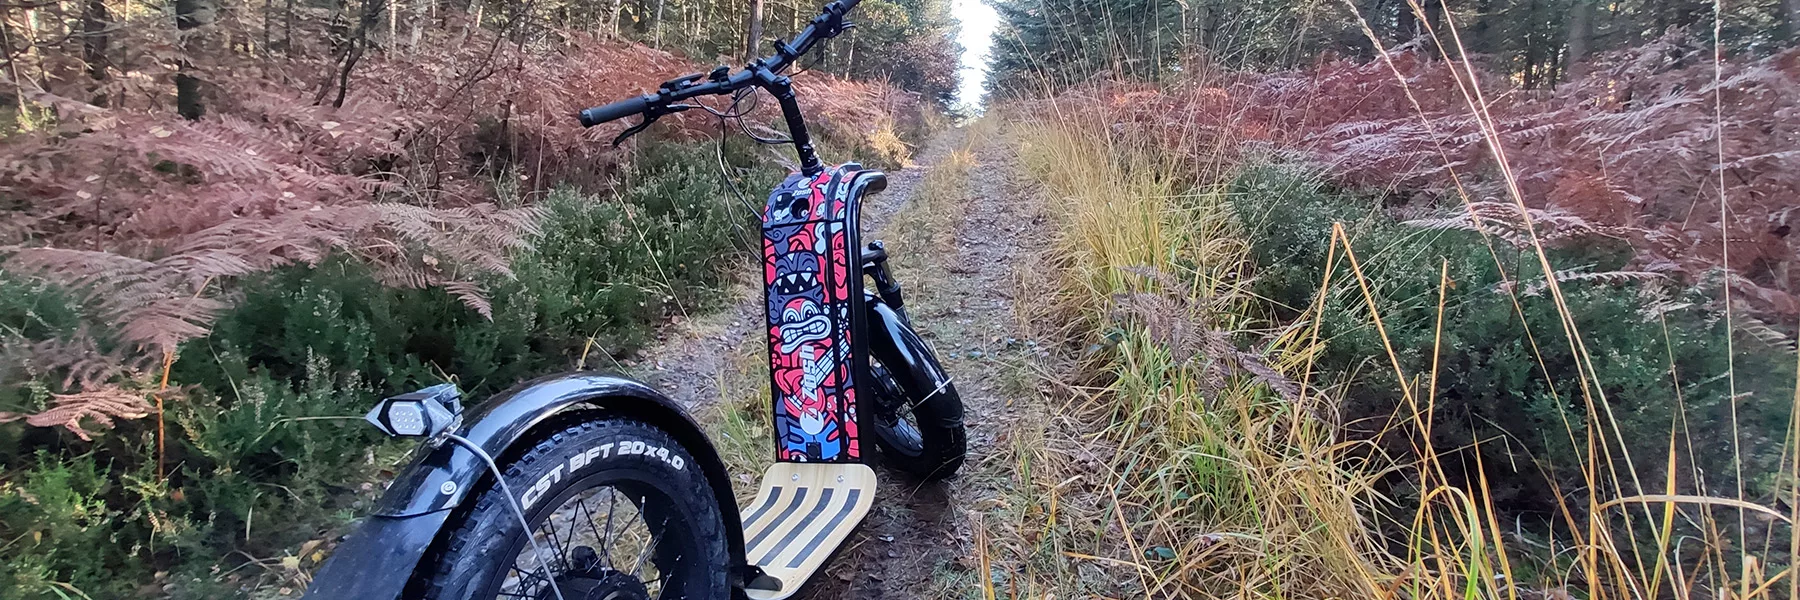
[981,35,1800,600]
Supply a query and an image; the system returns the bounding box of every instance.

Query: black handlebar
[578,94,654,127]
[574,0,860,174]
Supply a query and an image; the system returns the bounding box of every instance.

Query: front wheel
[417,417,728,600]
[866,313,966,480]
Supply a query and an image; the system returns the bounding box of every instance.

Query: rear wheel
[420,418,728,600]
[867,320,965,480]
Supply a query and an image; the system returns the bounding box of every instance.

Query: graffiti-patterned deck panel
[763,165,867,463]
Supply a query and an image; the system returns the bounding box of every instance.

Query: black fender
[303,372,745,600]
[862,296,963,432]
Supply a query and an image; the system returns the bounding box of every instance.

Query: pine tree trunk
[1422,0,1441,53]
[1,11,31,118]
[327,0,386,107]
[609,0,622,35]
[1565,0,1592,80]
[653,0,665,47]
[408,0,426,51]
[745,0,763,60]
[1356,0,1383,55]
[1469,0,1494,54]
[845,25,856,73]
[688,0,699,48]
[175,0,209,119]
[22,7,42,88]
[1395,0,1417,42]
[1196,0,1212,50]
[81,0,109,100]
[1520,0,1542,86]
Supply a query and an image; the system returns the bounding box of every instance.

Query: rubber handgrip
[578,95,652,127]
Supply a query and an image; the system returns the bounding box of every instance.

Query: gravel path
[794,125,1047,599]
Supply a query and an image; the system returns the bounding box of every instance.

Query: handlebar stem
[754,68,824,176]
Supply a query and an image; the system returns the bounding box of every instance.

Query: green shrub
[1227,162,1795,522]
[0,274,94,415]
[0,452,147,600]
[514,139,767,357]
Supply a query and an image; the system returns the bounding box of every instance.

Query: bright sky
[951,0,999,112]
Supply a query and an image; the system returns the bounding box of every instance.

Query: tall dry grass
[977,82,1800,598]
[986,112,1392,598]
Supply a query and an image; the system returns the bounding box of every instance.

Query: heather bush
[1229,161,1796,537]
[513,137,771,356]
[0,450,170,600]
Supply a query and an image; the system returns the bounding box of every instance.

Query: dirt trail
[631,126,1045,598]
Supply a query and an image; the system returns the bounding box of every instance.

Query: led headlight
[365,384,461,438]
[384,401,428,436]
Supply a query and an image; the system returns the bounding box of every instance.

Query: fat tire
[417,418,729,600]
[870,321,967,480]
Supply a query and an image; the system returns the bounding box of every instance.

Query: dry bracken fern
[0,387,157,441]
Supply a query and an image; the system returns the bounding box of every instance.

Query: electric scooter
[301,1,966,597]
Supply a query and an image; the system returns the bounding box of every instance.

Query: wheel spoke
[631,518,665,576]
[602,488,619,568]
[557,496,581,568]
[503,563,552,597]
[576,492,603,551]
[535,513,566,575]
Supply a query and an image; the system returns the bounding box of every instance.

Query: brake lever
[612,117,656,147]
[610,104,699,147]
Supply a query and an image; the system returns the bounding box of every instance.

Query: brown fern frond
[0,387,156,441]
[1740,315,1799,353]
[1520,269,1667,296]
[441,281,495,319]
[0,330,156,392]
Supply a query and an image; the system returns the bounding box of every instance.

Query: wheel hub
[538,546,652,600]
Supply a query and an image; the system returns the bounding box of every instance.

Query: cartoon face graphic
[777,297,832,354]
[772,247,822,299]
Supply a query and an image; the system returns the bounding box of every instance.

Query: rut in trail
[626,124,1048,598]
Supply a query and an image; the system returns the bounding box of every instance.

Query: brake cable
[693,89,775,248]
[444,434,568,600]
[709,113,762,247]
[724,89,795,147]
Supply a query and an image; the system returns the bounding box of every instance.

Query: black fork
[862,240,909,325]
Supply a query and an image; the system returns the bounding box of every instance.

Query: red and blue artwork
[763,166,862,462]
